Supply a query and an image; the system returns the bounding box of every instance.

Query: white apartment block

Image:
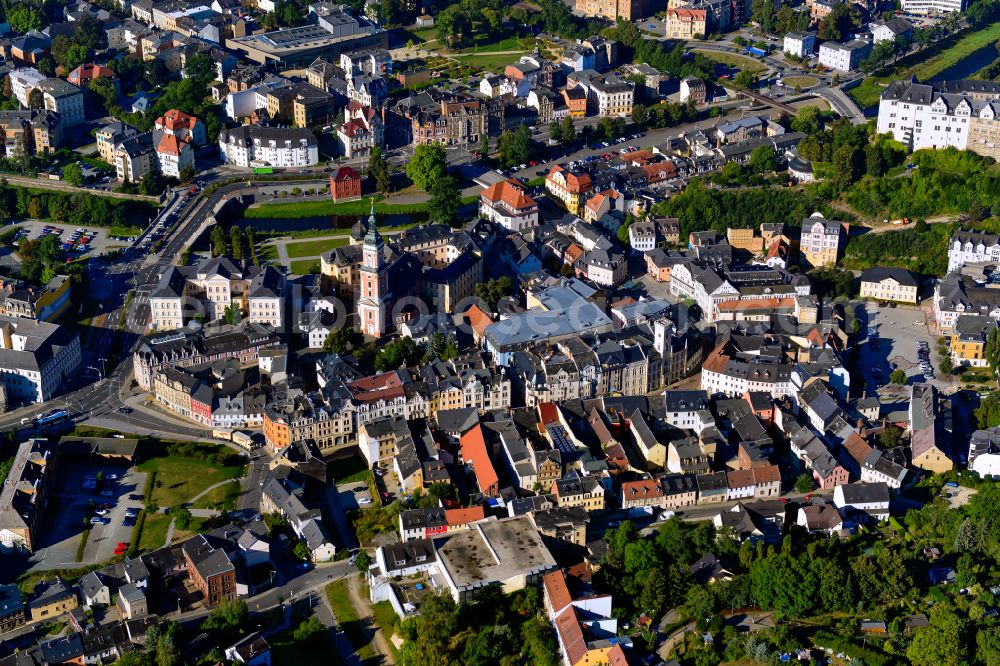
[590,78,634,117]
[9,68,45,108]
[818,39,871,72]
[947,229,1000,273]
[901,0,965,13]
[0,315,81,404]
[783,31,816,58]
[875,79,1000,154]
[218,125,319,168]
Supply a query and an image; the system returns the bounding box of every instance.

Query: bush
[813,630,893,666]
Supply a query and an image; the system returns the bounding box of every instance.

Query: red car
[778,497,789,503]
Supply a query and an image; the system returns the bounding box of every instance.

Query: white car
[95,509,108,515]
[358,497,373,505]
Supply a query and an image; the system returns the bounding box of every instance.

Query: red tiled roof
[717,297,795,312]
[543,569,573,615]
[464,303,494,335]
[726,469,755,489]
[843,432,874,467]
[156,133,182,157]
[347,372,406,403]
[701,344,730,374]
[622,479,663,499]
[68,63,114,85]
[156,108,199,132]
[340,118,369,137]
[752,464,781,484]
[333,166,359,182]
[668,7,707,19]
[538,402,560,426]
[460,424,498,494]
[565,172,593,193]
[606,644,630,666]
[445,505,484,526]
[565,243,585,265]
[554,606,587,666]
[480,179,537,210]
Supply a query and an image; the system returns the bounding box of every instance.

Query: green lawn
[692,49,767,74]
[410,27,439,44]
[877,21,1000,82]
[138,512,172,552]
[257,243,279,263]
[331,455,373,485]
[285,237,349,258]
[371,601,400,637]
[454,35,535,53]
[847,78,885,109]
[325,580,379,664]
[290,259,320,275]
[109,225,143,237]
[137,455,245,508]
[192,480,241,510]
[81,156,115,172]
[781,75,819,89]
[452,52,527,73]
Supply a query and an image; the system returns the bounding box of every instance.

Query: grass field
[454,35,535,53]
[285,237,349,258]
[192,480,241,510]
[410,27,438,44]
[290,259,320,275]
[325,580,379,664]
[847,78,885,109]
[877,21,1000,82]
[781,75,819,89]
[108,225,143,237]
[331,455,373,485]
[138,512,172,552]
[137,455,245,508]
[452,52,527,72]
[257,243,279,263]
[693,49,767,74]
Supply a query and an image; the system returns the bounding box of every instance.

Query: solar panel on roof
[547,425,576,454]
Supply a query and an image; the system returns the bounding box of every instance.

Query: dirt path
[346,574,396,665]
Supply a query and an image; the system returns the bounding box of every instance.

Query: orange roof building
[445,505,485,527]
[460,424,499,496]
[67,63,116,88]
[464,303,494,341]
[479,179,539,232]
[153,108,206,145]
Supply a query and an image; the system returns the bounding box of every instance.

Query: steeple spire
[364,198,382,247]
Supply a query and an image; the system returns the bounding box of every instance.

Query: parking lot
[336,480,372,512]
[860,302,948,392]
[9,220,128,257]
[29,463,146,572]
